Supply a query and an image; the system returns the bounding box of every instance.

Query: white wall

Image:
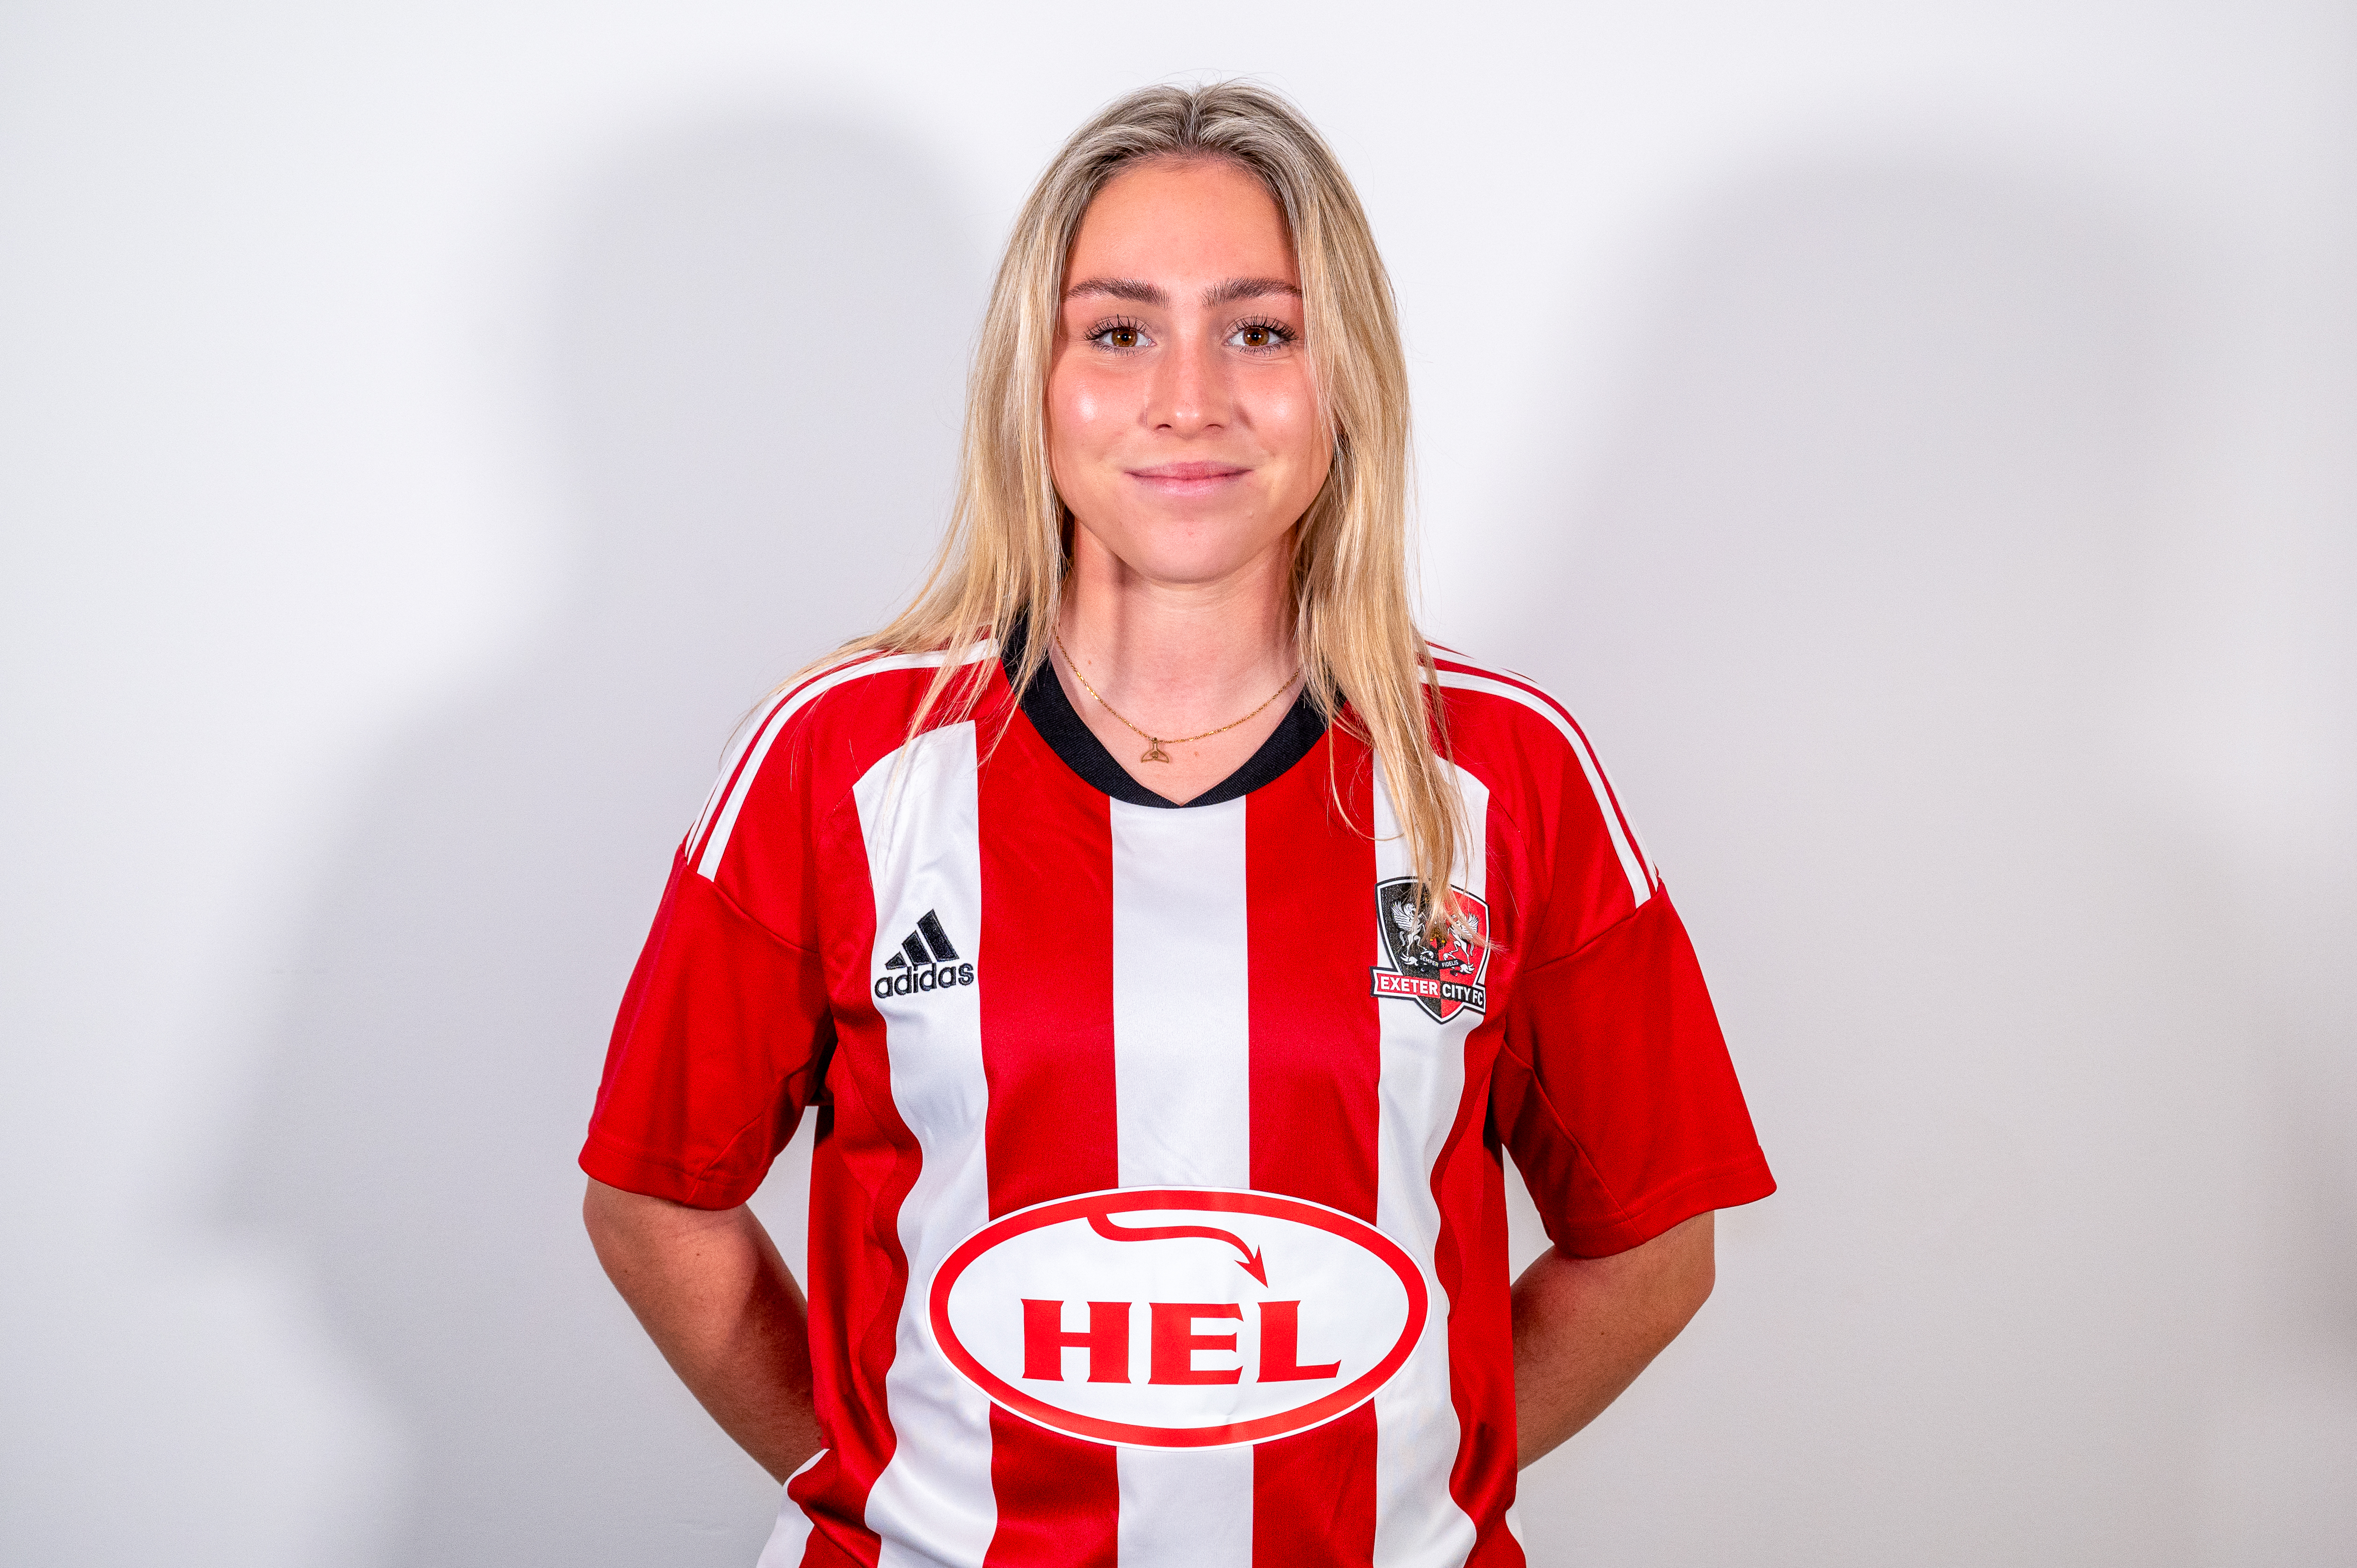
[2,3,2350,1565]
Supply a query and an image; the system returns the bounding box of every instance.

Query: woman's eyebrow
[1202,277,1301,306]
[1067,277,1164,303]
[1064,276,1303,306]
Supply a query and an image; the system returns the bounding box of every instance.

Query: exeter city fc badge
[1369,878,1490,1023]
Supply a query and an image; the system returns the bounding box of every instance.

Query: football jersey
[581,636,1774,1568]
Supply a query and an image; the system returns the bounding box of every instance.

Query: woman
[582,82,1772,1567]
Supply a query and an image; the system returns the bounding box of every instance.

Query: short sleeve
[579,851,835,1209]
[1492,889,1774,1257]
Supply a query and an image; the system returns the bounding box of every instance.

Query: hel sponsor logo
[929,1188,1427,1448]
[1370,877,1490,1022]
[873,908,974,998]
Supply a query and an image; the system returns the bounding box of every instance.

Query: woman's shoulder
[681,639,1001,870]
[760,639,999,743]
[1425,644,1658,901]
[1425,644,1602,764]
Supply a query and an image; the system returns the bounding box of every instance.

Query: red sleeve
[1492,889,1774,1257]
[578,850,834,1209]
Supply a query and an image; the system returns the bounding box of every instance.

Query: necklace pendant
[1140,741,1173,764]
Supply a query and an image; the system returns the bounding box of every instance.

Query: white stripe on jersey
[1111,800,1252,1189]
[853,724,998,1568]
[695,640,998,881]
[1429,666,1655,908]
[754,1450,828,1568]
[1109,799,1256,1568]
[1370,759,1482,1568]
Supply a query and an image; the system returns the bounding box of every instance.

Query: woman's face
[1047,158,1327,591]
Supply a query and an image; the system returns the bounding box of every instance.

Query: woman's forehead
[1067,159,1296,290]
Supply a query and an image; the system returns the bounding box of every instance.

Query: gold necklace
[1052,628,1297,765]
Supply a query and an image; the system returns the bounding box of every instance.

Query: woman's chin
[1078,520,1296,593]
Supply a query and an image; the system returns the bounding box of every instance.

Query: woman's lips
[1126,461,1251,496]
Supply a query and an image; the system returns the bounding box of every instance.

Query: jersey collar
[1001,625,1328,809]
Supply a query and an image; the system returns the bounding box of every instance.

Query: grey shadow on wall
[1482,160,2255,1565]
[217,113,976,1568]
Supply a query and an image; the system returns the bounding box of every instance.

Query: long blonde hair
[814,80,1464,923]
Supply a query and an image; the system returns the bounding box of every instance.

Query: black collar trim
[1002,631,1327,809]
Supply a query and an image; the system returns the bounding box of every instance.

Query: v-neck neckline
[1002,630,1328,809]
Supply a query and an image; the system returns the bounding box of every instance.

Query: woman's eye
[1088,320,1149,350]
[1228,320,1295,351]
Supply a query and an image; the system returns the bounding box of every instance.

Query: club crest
[1369,878,1490,1023]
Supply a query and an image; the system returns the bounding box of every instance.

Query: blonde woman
[581,82,1772,1567]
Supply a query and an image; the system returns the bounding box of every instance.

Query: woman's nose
[1149,330,1229,434]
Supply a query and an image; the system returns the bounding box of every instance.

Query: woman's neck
[1047,528,1301,803]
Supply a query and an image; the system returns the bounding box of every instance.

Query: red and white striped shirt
[582,639,1773,1568]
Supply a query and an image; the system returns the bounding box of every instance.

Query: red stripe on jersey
[979,717,1121,1568]
[1432,656,1653,890]
[1245,735,1381,1217]
[1438,1113,1524,1564]
[983,1413,1121,1567]
[1246,737,1381,1566]
[1253,1402,1379,1566]
[792,1516,871,1568]
[1439,811,1524,1565]
[788,812,898,1567]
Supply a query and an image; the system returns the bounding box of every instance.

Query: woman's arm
[582,1178,823,1482]
[1511,1210,1717,1468]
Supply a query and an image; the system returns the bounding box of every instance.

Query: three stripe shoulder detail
[686,640,997,880]
[1425,652,1657,908]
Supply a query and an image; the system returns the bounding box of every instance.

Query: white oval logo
[928,1187,1428,1448]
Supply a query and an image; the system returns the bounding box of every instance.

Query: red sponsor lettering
[1255,1300,1341,1382]
[1018,1301,1343,1387]
[1021,1299,1131,1383]
[1149,1302,1243,1385]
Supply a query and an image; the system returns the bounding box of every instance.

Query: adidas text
[875,909,974,999]
[874,961,976,999]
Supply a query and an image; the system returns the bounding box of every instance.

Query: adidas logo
[872,909,975,1000]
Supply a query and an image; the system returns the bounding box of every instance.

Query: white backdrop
[3,3,2351,1565]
